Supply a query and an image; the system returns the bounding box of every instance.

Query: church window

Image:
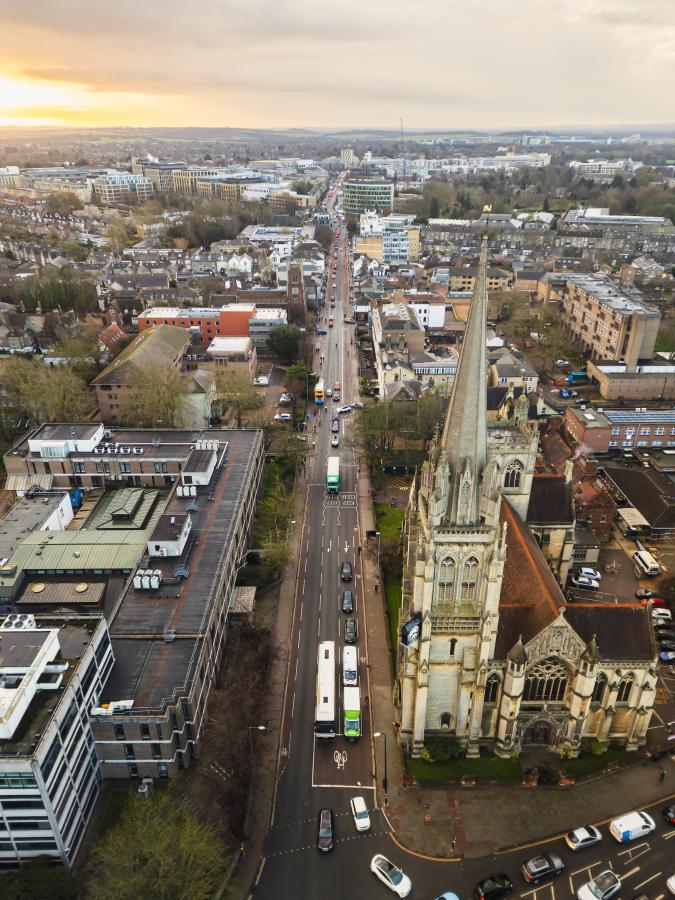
[440,712,451,729]
[591,673,607,704]
[460,557,479,603]
[484,673,500,704]
[449,638,457,657]
[504,461,523,489]
[435,557,456,604]
[523,658,568,703]
[616,674,633,704]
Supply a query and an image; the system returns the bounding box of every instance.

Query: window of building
[123,744,135,760]
[460,557,479,603]
[611,427,620,436]
[591,673,607,703]
[504,461,523,489]
[616,674,633,703]
[609,441,618,447]
[484,673,500,704]
[523,658,568,703]
[128,764,138,778]
[140,724,151,741]
[439,712,451,730]
[435,557,455,605]
[157,763,169,779]
[114,724,125,741]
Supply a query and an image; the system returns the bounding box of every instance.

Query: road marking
[302,578,305,595]
[318,592,321,610]
[663,829,675,840]
[633,871,661,892]
[299,601,303,622]
[519,884,555,900]
[617,841,651,862]
[569,862,607,894]
[291,692,295,718]
[294,656,298,679]
[334,749,348,770]
[254,857,266,886]
[622,865,641,880]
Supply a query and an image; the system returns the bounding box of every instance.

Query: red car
[639,597,668,607]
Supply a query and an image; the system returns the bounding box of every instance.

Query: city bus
[326,456,340,493]
[343,686,361,741]
[315,641,336,738]
[314,380,325,405]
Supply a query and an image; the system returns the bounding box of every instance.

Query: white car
[350,796,371,832]
[667,874,675,895]
[571,575,600,591]
[274,412,292,422]
[653,608,673,623]
[337,405,352,414]
[370,855,411,898]
[279,392,292,404]
[253,376,269,386]
[578,567,602,581]
[331,435,339,447]
[577,870,620,900]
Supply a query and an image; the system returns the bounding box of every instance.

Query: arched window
[523,657,568,703]
[440,712,451,729]
[504,461,523,489]
[617,674,634,704]
[591,673,607,704]
[436,557,456,604]
[460,557,479,603]
[484,673,500,704]
[460,479,471,510]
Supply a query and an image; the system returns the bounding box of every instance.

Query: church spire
[440,234,489,522]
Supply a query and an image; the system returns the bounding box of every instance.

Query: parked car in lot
[665,804,675,825]
[350,796,371,832]
[609,811,656,842]
[341,561,353,581]
[636,588,656,599]
[565,824,602,851]
[317,808,334,852]
[653,608,673,623]
[474,873,513,900]
[370,855,412,898]
[660,650,675,663]
[667,874,675,895]
[571,575,600,590]
[279,392,292,405]
[655,627,675,640]
[577,870,621,900]
[274,411,292,422]
[578,567,602,581]
[345,618,358,643]
[640,596,668,607]
[253,375,269,386]
[521,853,565,884]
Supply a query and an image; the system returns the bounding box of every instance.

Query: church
[396,237,657,759]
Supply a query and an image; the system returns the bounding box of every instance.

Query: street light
[248,724,266,763]
[373,731,388,806]
[375,531,381,572]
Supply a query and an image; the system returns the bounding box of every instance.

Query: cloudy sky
[0,0,673,129]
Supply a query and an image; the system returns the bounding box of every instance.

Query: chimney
[564,458,574,484]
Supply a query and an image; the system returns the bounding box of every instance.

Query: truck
[343,686,361,741]
[326,456,340,493]
[567,371,587,383]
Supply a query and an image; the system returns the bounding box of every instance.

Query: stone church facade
[396,238,657,759]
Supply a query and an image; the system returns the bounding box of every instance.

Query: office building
[138,305,256,342]
[343,179,394,217]
[564,406,675,454]
[92,173,154,206]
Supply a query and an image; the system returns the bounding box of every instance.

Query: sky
[0,0,674,130]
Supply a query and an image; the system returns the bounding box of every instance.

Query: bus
[343,686,361,741]
[315,641,336,738]
[326,456,340,493]
[314,380,325,405]
[633,549,661,577]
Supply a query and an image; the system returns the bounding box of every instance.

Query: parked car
[609,811,656,843]
[667,874,675,896]
[370,855,412,898]
[521,853,565,884]
[565,824,602,851]
[341,561,353,582]
[571,575,600,590]
[352,400,365,409]
[577,871,621,900]
[660,640,675,651]
[337,405,352,414]
[341,591,354,614]
[653,609,673,623]
[640,597,668,607]
[635,588,656,599]
[655,628,675,640]
[560,389,571,399]
[474,873,513,900]
[660,650,675,664]
[663,804,675,825]
[331,435,339,447]
[317,327,328,335]
[350,796,371,832]
[279,392,292,405]
[317,808,334,852]
[253,375,269,386]
[578,567,602,581]
[274,411,292,422]
[345,618,358,643]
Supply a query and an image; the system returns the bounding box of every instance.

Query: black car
[331,419,339,433]
[521,853,565,884]
[663,803,675,825]
[345,618,358,643]
[341,590,354,614]
[317,808,334,852]
[655,628,675,641]
[636,588,656,599]
[340,561,353,582]
[474,874,513,900]
[660,640,675,651]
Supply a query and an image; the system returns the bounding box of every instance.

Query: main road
[251,189,675,899]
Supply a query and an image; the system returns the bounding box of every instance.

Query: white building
[569,159,643,181]
[248,308,287,346]
[93,173,154,205]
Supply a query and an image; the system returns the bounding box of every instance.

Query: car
[253,376,269,386]
[352,401,365,408]
[565,824,602,851]
[640,596,668,607]
[571,575,600,590]
[328,320,334,328]
[325,387,333,397]
[521,853,565,884]
[578,567,602,581]
[560,389,571,399]
[341,591,354,613]
[370,854,412,898]
[341,561,353,582]
[636,587,656,599]
[274,412,292,422]
[331,435,339,447]
[350,795,371,832]
[655,628,675,641]
[663,804,675,825]
[660,639,675,650]
[653,609,673,623]
[345,618,358,643]
[660,650,675,663]
[344,317,355,324]
[337,405,352,414]
[433,895,461,900]
[474,873,514,900]
[331,419,339,433]
[317,327,328,335]
[317,808,334,852]
[577,870,621,900]
[279,392,292,405]
[328,316,334,324]
[668,874,675,896]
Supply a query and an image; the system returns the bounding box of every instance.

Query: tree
[2,857,77,900]
[86,790,231,900]
[105,223,132,253]
[118,363,188,427]
[54,327,101,380]
[291,180,313,195]
[429,197,440,218]
[199,275,224,304]
[266,324,302,363]
[314,224,332,251]
[20,272,98,317]
[45,191,83,217]
[0,357,95,423]
[216,371,262,427]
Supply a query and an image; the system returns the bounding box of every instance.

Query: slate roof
[601,465,675,530]
[91,325,189,386]
[565,605,655,661]
[527,475,574,525]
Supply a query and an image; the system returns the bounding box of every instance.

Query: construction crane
[400,117,407,178]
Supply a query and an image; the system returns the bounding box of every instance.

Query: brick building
[564,406,675,454]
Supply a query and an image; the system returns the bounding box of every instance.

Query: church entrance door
[523,720,555,746]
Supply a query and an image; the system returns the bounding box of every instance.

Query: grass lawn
[406,755,521,783]
[561,750,628,778]
[383,570,402,662]
[375,503,405,541]
[374,504,405,664]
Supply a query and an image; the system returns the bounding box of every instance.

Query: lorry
[326,456,340,493]
[343,686,361,741]
[567,371,587,383]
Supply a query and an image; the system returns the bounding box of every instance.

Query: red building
[138,304,255,342]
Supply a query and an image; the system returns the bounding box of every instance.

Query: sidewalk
[356,464,675,861]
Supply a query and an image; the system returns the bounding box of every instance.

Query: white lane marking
[294,656,299,679]
[300,601,303,622]
[618,842,651,863]
[291,691,295,718]
[302,578,305,595]
[318,593,322,610]
[633,872,661,892]
[622,865,641,880]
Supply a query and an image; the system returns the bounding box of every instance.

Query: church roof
[564,605,655,661]
[526,475,574,525]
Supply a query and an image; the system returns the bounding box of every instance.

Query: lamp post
[248,724,266,763]
[375,531,381,571]
[373,731,388,806]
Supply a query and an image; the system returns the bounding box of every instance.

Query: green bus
[326,455,340,493]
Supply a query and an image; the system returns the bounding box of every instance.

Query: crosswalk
[324,492,357,507]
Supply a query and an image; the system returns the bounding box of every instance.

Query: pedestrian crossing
[324,492,356,507]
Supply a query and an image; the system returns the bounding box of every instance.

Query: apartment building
[0,615,113,867]
[446,266,510,292]
[588,360,675,401]
[131,158,187,191]
[138,304,255,342]
[560,274,661,368]
[204,337,256,379]
[92,173,154,206]
[172,167,231,196]
[564,406,675,453]
[2,425,264,787]
[354,220,421,263]
[248,308,287,346]
[568,159,643,181]
[343,179,394,217]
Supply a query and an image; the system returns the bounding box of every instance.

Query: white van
[343,645,358,686]
[609,811,656,843]
[633,549,660,577]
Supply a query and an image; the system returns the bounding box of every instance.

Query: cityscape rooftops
[563,273,660,317]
